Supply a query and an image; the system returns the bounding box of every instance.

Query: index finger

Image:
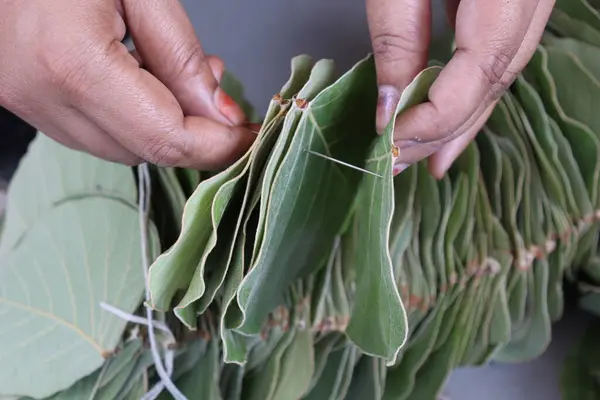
[62,38,255,170]
[366,0,431,133]
[122,0,246,126]
[392,0,539,149]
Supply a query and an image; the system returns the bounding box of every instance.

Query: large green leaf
[0,199,154,398]
[0,135,138,255]
[0,134,159,398]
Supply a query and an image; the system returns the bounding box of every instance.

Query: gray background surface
[179,1,591,398]
[182,0,450,116]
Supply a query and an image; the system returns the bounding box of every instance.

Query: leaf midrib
[0,296,104,354]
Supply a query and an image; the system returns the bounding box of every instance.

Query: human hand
[0,0,256,170]
[366,0,555,178]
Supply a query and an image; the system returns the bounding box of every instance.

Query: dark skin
[0,0,555,176]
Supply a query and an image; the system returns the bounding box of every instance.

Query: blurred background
[184,0,451,116]
[0,1,592,398]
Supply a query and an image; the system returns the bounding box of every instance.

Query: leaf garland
[2,1,600,399]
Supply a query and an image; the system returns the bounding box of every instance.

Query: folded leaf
[345,66,442,363]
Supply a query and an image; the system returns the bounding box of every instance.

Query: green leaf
[417,161,442,303]
[383,291,455,400]
[555,0,600,32]
[303,344,358,400]
[548,8,600,47]
[220,70,260,123]
[545,47,600,135]
[544,37,600,82]
[8,32,600,398]
[0,198,156,398]
[270,326,315,399]
[242,325,297,400]
[306,333,343,393]
[23,339,145,400]
[345,65,442,363]
[494,258,552,363]
[174,168,201,198]
[219,55,317,363]
[345,356,384,400]
[237,55,380,334]
[525,46,600,210]
[154,166,187,231]
[0,135,138,255]
[0,135,159,398]
[250,57,334,265]
[147,139,253,314]
[171,337,223,400]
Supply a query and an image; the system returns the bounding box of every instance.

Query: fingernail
[207,56,225,83]
[376,85,400,134]
[213,66,224,83]
[215,87,246,126]
[393,163,410,176]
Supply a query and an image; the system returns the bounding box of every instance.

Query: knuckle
[477,49,515,97]
[170,39,209,80]
[371,30,425,63]
[41,40,110,100]
[141,132,188,166]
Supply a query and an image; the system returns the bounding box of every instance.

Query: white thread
[137,163,187,400]
[99,299,178,398]
[304,149,383,178]
[99,302,175,343]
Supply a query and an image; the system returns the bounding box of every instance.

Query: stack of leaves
[2,1,600,399]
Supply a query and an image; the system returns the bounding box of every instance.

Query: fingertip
[183,118,256,171]
[376,85,401,134]
[393,162,410,176]
[427,151,454,180]
[205,56,248,126]
[427,136,470,178]
[206,55,225,83]
[213,125,256,168]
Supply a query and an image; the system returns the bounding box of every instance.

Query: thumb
[366,0,431,133]
[121,0,246,126]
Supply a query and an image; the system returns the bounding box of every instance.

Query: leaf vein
[0,297,103,354]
